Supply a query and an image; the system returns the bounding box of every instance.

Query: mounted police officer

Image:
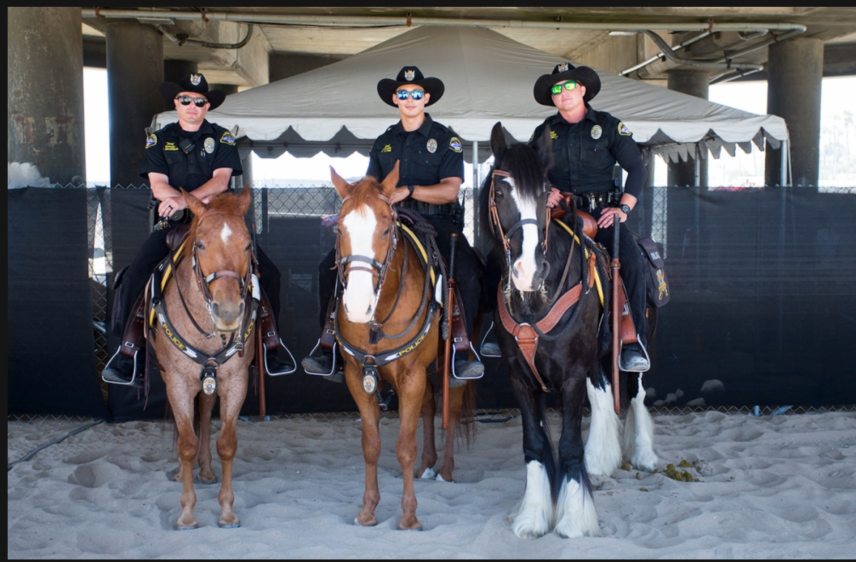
[529,62,651,372]
[102,73,293,386]
[302,66,485,383]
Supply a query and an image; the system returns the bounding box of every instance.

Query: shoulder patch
[381,144,392,153]
[145,133,157,149]
[449,137,463,153]
[219,130,236,145]
[618,122,632,136]
[550,130,559,140]
[528,132,535,143]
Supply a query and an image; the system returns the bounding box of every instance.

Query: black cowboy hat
[159,73,227,111]
[533,62,601,107]
[377,66,445,107]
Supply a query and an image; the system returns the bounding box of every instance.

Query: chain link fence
[16,183,856,418]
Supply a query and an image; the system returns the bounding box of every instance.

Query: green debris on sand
[663,461,700,482]
[619,461,632,471]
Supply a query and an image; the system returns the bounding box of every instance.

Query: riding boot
[301,346,344,382]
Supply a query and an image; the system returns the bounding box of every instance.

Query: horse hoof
[398,519,423,531]
[176,523,199,531]
[419,467,436,479]
[435,473,452,483]
[354,515,377,527]
[194,475,218,485]
[218,520,241,529]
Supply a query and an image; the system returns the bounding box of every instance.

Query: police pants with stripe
[112,221,281,338]
[592,216,648,349]
[317,214,483,336]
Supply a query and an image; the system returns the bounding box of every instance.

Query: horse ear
[330,166,349,198]
[380,161,400,199]
[535,125,554,173]
[236,183,252,216]
[490,122,507,161]
[182,188,206,217]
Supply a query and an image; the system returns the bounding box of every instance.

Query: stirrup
[479,321,502,358]
[302,339,339,376]
[619,335,651,373]
[451,342,484,380]
[265,338,297,376]
[101,346,141,387]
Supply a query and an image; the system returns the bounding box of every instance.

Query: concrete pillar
[210,84,239,95]
[269,53,345,82]
[765,38,824,187]
[8,7,86,186]
[106,22,163,186]
[667,69,709,187]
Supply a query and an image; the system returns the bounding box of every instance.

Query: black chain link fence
[9,183,856,420]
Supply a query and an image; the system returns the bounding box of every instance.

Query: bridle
[191,209,255,328]
[488,169,554,301]
[334,194,399,322]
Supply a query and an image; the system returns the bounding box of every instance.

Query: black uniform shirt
[367,114,464,187]
[139,120,243,191]
[528,104,646,198]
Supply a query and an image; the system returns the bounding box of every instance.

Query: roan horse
[330,162,474,530]
[153,185,256,530]
[483,122,657,538]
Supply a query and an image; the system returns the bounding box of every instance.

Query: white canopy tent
[154,26,790,180]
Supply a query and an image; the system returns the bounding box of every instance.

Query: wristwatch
[407,184,415,199]
[619,203,631,215]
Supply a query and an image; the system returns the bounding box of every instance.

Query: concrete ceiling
[81,7,856,87]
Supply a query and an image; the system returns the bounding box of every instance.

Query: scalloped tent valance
[154,26,788,163]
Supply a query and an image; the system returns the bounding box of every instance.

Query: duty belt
[400,200,452,216]
[571,190,619,213]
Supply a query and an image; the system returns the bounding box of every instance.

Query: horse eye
[382,228,390,237]
[495,189,504,199]
[195,241,205,250]
[245,242,252,252]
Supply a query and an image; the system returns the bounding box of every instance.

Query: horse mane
[189,189,248,239]
[346,176,386,210]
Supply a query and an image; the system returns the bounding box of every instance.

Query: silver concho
[190,73,202,86]
[591,125,603,140]
[404,69,415,81]
[427,138,437,153]
[204,137,215,154]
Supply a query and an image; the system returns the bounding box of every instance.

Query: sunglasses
[551,81,579,95]
[175,95,209,107]
[395,89,425,101]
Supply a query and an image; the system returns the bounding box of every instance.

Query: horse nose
[537,258,550,283]
[212,301,240,325]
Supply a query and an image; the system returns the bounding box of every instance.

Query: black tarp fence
[7,185,856,420]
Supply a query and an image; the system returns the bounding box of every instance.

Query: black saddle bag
[636,237,670,308]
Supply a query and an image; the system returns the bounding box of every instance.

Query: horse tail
[456,379,477,447]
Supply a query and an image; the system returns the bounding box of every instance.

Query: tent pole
[472,140,479,248]
[780,140,789,187]
[693,143,700,188]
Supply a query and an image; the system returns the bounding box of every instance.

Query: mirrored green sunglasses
[551,81,578,95]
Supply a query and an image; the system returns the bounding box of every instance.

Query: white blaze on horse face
[507,177,541,291]
[220,223,233,245]
[342,205,378,323]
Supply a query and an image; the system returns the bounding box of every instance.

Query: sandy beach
[7,410,856,558]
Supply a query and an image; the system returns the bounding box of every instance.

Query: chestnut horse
[154,186,255,529]
[331,163,473,530]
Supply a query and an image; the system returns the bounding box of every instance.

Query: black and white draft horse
[483,122,657,538]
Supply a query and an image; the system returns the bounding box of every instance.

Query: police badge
[204,137,215,154]
[190,74,202,86]
[558,63,569,72]
[427,139,437,153]
[404,69,415,81]
[591,125,603,140]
